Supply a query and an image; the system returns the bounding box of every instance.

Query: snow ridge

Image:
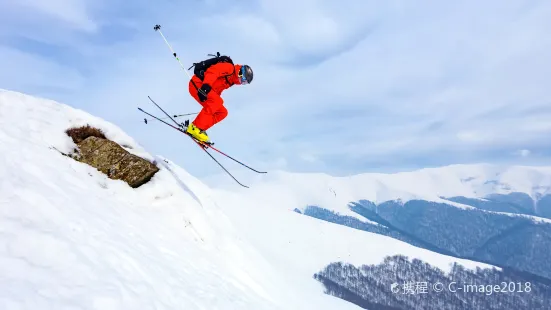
[210,163,551,221]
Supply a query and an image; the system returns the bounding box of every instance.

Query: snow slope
[0,89,495,310]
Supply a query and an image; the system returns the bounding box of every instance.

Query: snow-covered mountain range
[211,162,551,220]
[2,89,550,309]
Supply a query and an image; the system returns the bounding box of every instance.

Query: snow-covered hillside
[0,89,495,310]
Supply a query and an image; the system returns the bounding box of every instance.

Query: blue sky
[1,0,551,180]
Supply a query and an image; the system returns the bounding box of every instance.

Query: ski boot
[185,122,211,144]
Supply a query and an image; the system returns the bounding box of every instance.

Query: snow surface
[1,89,498,310]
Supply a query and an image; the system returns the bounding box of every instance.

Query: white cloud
[0,46,85,95]
[2,0,551,178]
[299,153,320,163]
[1,0,97,33]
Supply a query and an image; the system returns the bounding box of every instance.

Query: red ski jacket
[194,62,243,95]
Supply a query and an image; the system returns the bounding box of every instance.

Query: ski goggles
[238,66,249,85]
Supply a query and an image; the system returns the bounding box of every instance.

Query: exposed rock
[74,136,159,188]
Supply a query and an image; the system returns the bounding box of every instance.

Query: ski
[138,98,266,188]
[146,96,267,174]
[138,106,250,188]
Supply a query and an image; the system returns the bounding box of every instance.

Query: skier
[185,57,254,143]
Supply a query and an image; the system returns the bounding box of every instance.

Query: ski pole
[153,24,193,79]
[153,24,206,97]
[173,112,199,117]
[143,112,198,124]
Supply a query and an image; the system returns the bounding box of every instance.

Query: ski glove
[198,84,212,102]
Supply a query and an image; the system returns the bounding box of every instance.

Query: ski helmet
[239,65,253,84]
